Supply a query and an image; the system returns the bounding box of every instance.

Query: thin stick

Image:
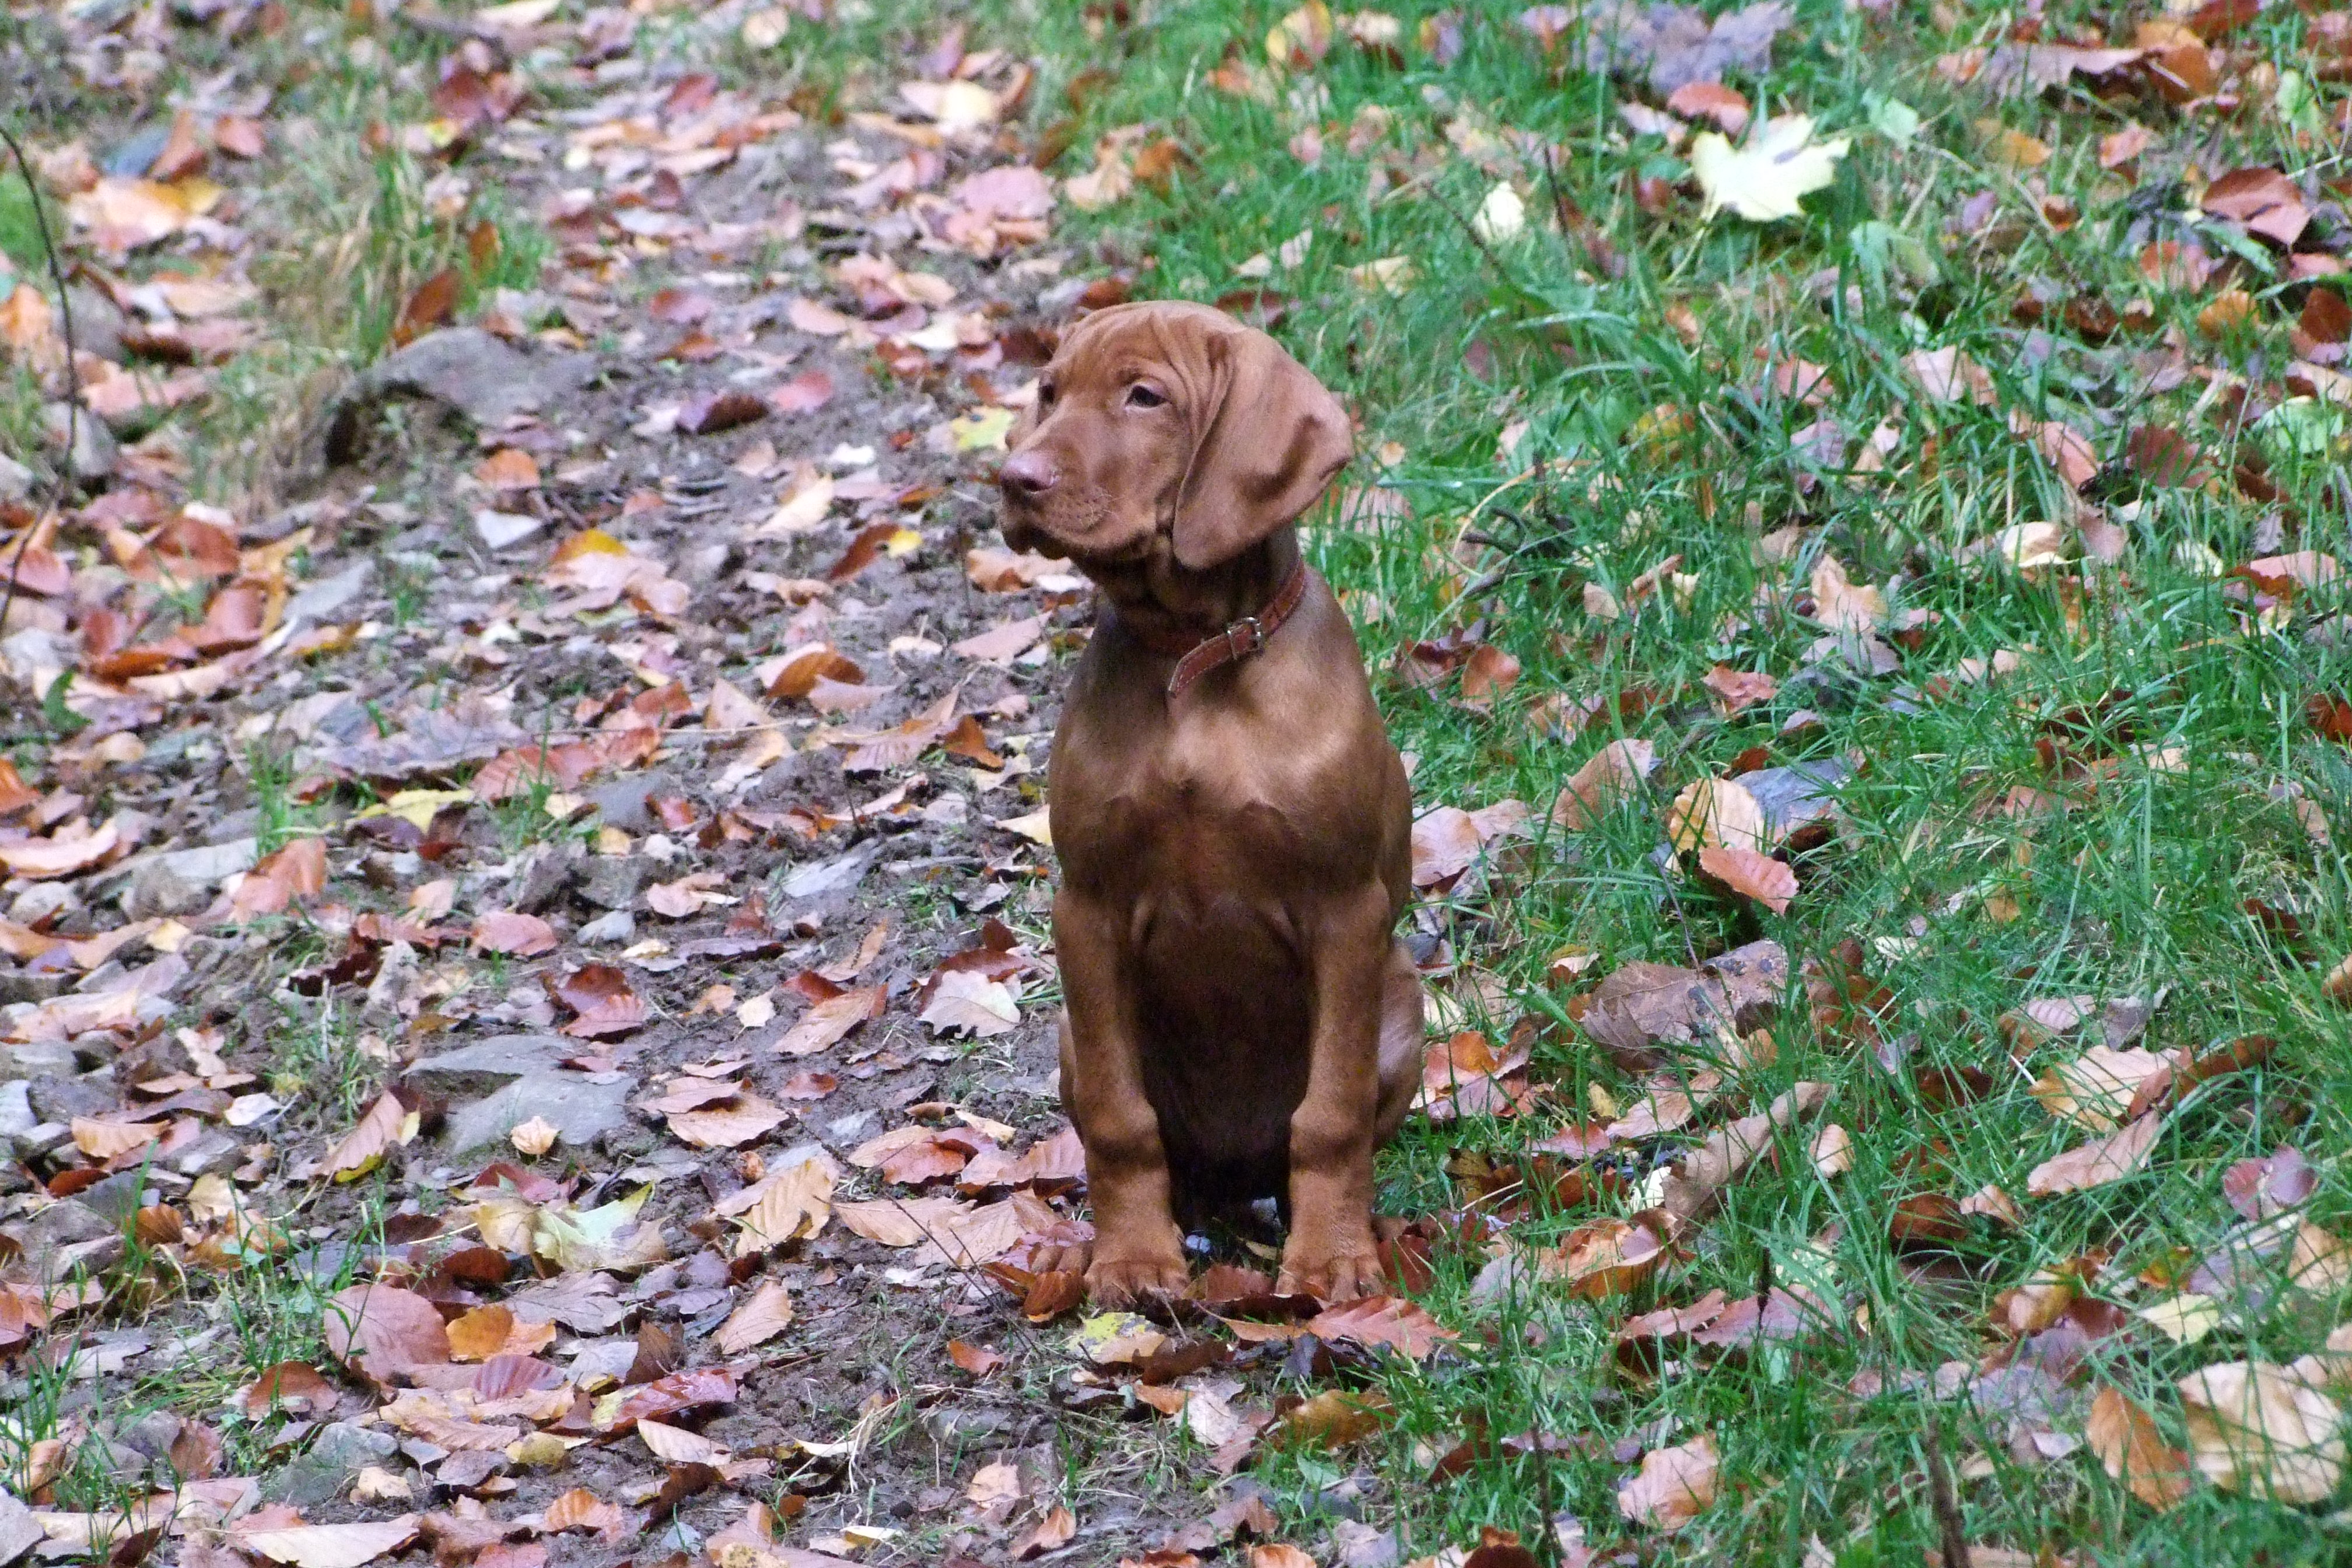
[0,122,81,649]
[1922,1420,1972,1568]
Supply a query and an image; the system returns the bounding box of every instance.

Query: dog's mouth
[997,493,1154,569]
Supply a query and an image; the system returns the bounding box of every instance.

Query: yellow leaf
[1690,115,1850,222]
[950,407,1016,452]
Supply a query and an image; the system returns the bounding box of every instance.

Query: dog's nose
[999,449,1059,498]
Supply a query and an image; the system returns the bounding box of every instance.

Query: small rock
[283,562,372,628]
[508,845,578,914]
[3,1198,123,1281]
[330,327,597,454]
[575,856,647,911]
[2,1042,78,1080]
[0,1485,45,1565]
[64,285,127,363]
[0,1082,31,1141]
[444,1070,636,1153]
[924,1407,1012,1444]
[404,1034,572,1097]
[267,1422,399,1509]
[473,509,543,551]
[0,454,32,507]
[0,972,65,1007]
[28,1076,116,1125]
[40,401,116,482]
[577,908,635,946]
[7,884,75,927]
[124,859,202,919]
[169,1128,244,1178]
[583,775,664,832]
[74,1171,146,1229]
[677,541,734,586]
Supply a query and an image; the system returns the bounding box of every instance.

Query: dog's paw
[1276,1248,1385,1305]
[1086,1254,1190,1306]
[1028,1236,1093,1276]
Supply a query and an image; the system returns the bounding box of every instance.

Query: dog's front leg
[1054,887,1189,1304]
[1278,884,1393,1302]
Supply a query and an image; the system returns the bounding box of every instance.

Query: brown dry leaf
[715,1279,794,1353]
[2031,1047,2169,1131]
[1697,845,1795,913]
[233,1516,421,1568]
[835,1194,970,1247]
[2026,1114,2162,1198]
[2202,166,2309,248]
[324,1093,416,1182]
[1409,806,1486,887]
[1808,552,1890,632]
[1270,1388,1392,1450]
[1668,777,1766,853]
[2088,1386,2192,1510]
[0,820,121,879]
[1657,1082,1827,1227]
[664,1087,789,1150]
[556,963,649,1038]
[1014,1505,1077,1560]
[1618,1432,1720,1530]
[647,871,728,918]
[541,1486,629,1539]
[949,1339,1006,1376]
[1248,1546,1318,1568]
[473,447,540,491]
[1552,738,1657,830]
[1702,666,1776,715]
[471,911,558,956]
[324,1284,450,1384]
[724,1159,835,1255]
[446,1304,522,1362]
[919,969,1021,1037]
[232,838,328,917]
[636,1419,727,1465]
[774,986,884,1055]
[1304,1297,1457,1360]
[71,1117,160,1162]
[2177,1362,2345,1503]
[1810,1124,1853,1177]
[510,1116,558,1157]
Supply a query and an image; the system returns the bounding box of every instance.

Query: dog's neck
[1088,527,1302,652]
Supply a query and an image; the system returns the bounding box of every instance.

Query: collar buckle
[1223,615,1265,661]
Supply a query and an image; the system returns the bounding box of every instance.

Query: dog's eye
[1038,381,1058,407]
[1126,384,1168,409]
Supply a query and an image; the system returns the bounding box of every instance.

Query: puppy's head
[996,301,1352,572]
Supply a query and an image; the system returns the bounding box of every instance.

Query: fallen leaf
[1697,845,1796,912]
[1689,115,1849,222]
[2088,1387,2192,1510]
[715,1279,794,1353]
[323,1093,417,1182]
[234,1516,421,1568]
[1305,1297,1457,1359]
[2026,1114,2162,1198]
[1618,1432,1720,1529]
[2178,1362,2345,1503]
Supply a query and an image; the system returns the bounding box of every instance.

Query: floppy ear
[1171,328,1352,570]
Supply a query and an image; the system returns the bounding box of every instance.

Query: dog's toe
[1086,1255,1190,1306]
[1277,1249,1384,1304]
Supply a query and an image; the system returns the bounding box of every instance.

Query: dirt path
[0,16,1289,1566]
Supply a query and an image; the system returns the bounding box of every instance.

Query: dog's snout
[999,447,1059,498]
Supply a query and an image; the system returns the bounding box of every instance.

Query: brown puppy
[996,300,1422,1305]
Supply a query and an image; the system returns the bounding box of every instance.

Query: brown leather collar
[1120,558,1311,698]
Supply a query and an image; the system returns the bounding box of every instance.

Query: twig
[0,121,80,649]
[1922,1420,1971,1568]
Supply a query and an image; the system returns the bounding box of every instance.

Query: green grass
[971,0,2352,1561]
